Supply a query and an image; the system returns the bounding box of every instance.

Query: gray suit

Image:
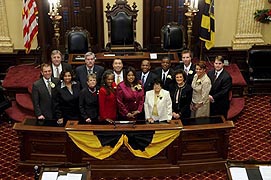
[75,65,104,89]
[32,77,59,120]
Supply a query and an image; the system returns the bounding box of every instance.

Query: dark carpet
[0,95,270,180]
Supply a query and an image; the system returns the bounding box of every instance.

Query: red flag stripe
[22,0,38,53]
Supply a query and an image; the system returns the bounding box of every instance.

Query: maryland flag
[199,0,215,50]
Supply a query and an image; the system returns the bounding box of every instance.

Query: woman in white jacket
[144,79,172,123]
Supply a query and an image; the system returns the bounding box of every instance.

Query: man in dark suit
[154,56,174,91]
[174,49,196,85]
[50,50,72,79]
[136,60,157,92]
[75,52,104,89]
[32,63,59,121]
[207,56,232,119]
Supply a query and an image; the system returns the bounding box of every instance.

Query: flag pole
[200,40,203,61]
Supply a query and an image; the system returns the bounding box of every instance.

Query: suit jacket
[79,87,99,121]
[144,89,172,121]
[154,67,175,91]
[191,73,212,117]
[136,71,158,92]
[99,83,117,121]
[32,77,59,120]
[75,64,104,89]
[175,63,196,85]
[207,69,232,118]
[51,62,72,78]
[55,81,81,121]
[169,83,193,119]
[116,81,144,119]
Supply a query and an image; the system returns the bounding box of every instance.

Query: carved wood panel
[143,0,187,51]
[36,0,104,61]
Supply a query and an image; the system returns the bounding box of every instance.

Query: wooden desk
[178,116,234,173]
[65,120,182,177]
[13,117,234,177]
[13,119,67,167]
[68,52,180,69]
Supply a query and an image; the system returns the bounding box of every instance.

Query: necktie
[214,72,218,81]
[47,80,51,96]
[56,67,59,78]
[141,75,145,86]
[88,69,92,75]
[184,69,188,75]
[162,73,166,85]
[117,75,120,84]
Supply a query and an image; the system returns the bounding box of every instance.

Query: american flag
[22,0,38,54]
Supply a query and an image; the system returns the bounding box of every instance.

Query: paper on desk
[67,173,82,180]
[41,172,58,180]
[57,175,68,180]
[259,166,271,180]
[104,54,115,56]
[150,53,157,59]
[229,167,249,180]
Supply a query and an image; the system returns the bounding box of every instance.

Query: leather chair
[105,0,142,51]
[65,26,91,60]
[161,22,186,51]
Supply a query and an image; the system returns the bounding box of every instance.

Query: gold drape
[67,130,180,160]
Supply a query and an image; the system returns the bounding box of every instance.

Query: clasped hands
[190,102,203,111]
[127,110,140,119]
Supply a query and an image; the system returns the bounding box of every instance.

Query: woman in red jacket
[99,69,117,123]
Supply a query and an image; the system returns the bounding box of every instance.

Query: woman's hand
[105,118,114,124]
[38,115,45,120]
[172,112,180,119]
[127,113,133,118]
[85,118,92,123]
[147,118,154,124]
[57,118,63,125]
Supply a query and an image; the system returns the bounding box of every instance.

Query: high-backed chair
[105,0,142,52]
[161,22,186,51]
[65,26,91,59]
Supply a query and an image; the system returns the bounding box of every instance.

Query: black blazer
[51,62,72,78]
[32,77,59,120]
[75,64,104,89]
[169,83,193,119]
[136,71,158,92]
[207,69,232,118]
[79,87,99,121]
[174,63,196,85]
[154,67,175,91]
[55,82,81,121]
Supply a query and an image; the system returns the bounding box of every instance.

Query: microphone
[166,25,171,48]
[34,165,39,180]
[167,25,170,34]
[123,37,126,55]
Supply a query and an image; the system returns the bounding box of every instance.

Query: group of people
[32,49,232,125]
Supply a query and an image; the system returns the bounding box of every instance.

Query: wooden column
[0,0,13,53]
